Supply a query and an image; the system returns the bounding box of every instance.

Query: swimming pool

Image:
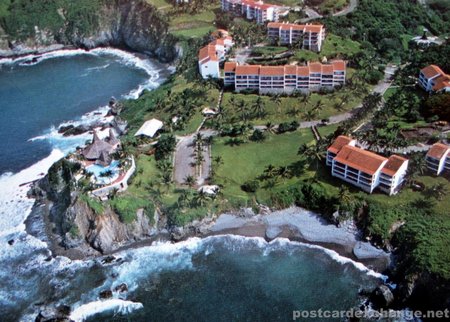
[86,160,120,185]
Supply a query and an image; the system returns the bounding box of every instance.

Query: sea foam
[70,299,144,322]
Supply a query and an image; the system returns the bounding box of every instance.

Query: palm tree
[276,166,292,180]
[237,99,248,122]
[298,143,323,171]
[426,183,448,201]
[184,175,196,187]
[303,109,318,121]
[262,164,278,179]
[338,185,353,212]
[270,94,282,113]
[213,156,224,167]
[265,122,276,134]
[193,190,209,207]
[252,96,266,118]
[311,99,325,112]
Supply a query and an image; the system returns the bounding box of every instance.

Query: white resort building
[198,32,234,79]
[425,142,450,175]
[267,22,326,52]
[135,118,164,138]
[418,65,450,93]
[326,136,409,195]
[223,60,346,94]
[221,0,281,24]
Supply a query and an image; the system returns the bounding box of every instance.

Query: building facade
[426,142,450,175]
[267,22,326,52]
[223,60,346,94]
[326,136,408,195]
[221,0,280,24]
[419,65,450,93]
[198,34,234,79]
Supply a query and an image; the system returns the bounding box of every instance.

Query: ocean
[0,50,384,321]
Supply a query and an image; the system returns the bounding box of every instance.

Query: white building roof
[134,119,163,138]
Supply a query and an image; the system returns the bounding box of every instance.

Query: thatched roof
[96,150,112,167]
[82,132,114,160]
[106,128,120,146]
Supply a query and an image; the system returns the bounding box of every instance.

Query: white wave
[86,63,110,71]
[0,149,65,236]
[70,299,143,322]
[269,237,387,280]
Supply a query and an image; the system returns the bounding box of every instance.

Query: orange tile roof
[297,66,310,76]
[284,65,297,75]
[304,25,323,33]
[321,64,334,74]
[260,66,285,76]
[267,22,284,28]
[327,135,354,154]
[235,65,261,75]
[224,62,237,72]
[334,145,387,175]
[308,62,322,73]
[198,45,218,64]
[331,60,346,71]
[432,74,450,91]
[421,65,445,79]
[381,155,408,176]
[426,143,450,160]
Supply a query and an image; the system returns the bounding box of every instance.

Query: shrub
[250,129,266,142]
[241,180,260,193]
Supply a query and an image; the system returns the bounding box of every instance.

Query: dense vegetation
[0,0,102,39]
[324,0,450,61]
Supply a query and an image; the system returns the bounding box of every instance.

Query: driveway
[173,130,216,186]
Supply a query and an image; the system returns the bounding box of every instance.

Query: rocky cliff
[0,0,177,62]
[27,159,156,259]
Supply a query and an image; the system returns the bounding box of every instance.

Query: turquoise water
[86,160,120,185]
[0,51,150,175]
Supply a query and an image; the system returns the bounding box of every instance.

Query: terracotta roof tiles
[381,155,408,176]
[334,145,387,175]
[327,135,355,155]
[426,143,450,160]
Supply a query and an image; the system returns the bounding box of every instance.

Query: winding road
[299,0,358,23]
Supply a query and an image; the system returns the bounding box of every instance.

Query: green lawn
[168,6,219,38]
[252,46,289,56]
[212,129,317,204]
[221,77,363,125]
[145,0,171,10]
[293,34,361,62]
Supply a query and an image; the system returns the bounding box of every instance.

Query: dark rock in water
[370,284,394,308]
[114,283,128,293]
[45,256,53,262]
[56,305,71,317]
[99,290,113,299]
[62,125,89,137]
[7,239,14,245]
[58,125,74,134]
[101,255,116,264]
[35,305,71,322]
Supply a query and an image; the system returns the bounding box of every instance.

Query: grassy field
[293,34,361,62]
[145,0,171,10]
[212,128,317,204]
[220,74,362,125]
[168,5,219,39]
[251,46,289,56]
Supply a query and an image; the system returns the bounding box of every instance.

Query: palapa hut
[82,131,118,165]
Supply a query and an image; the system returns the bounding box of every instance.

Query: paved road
[173,130,215,186]
[299,0,358,23]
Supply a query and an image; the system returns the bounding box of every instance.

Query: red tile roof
[426,143,450,160]
[331,60,346,71]
[260,66,285,76]
[432,74,450,91]
[224,62,237,72]
[421,65,445,79]
[381,155,408,176]
[198,45,218,64]
[284,65,297,75]
[327,135,354,154]
[304,25,323,33]
[334,145,387,175]
[308,62,322,73]
[297,66,309,76]
[235,65,261,75]
[321,64,334,74]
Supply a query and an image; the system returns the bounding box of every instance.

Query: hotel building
[326,136,409,195]
[419,65,450,93]
[223,60,346,94]
[198,33,234,79]
[221,0,280,24]
[425,142,450,175]
[267,22,326,52]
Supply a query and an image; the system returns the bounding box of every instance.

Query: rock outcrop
[0,0,177,63]
[28,158,155,257]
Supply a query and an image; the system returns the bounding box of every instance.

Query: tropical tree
[237,99,249,122]
[298,143,324,171]
[252,95,266,118]
[303,109,318,121]
[184,175,196,187]
[270,94,282,113]
[193,190,210,207]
